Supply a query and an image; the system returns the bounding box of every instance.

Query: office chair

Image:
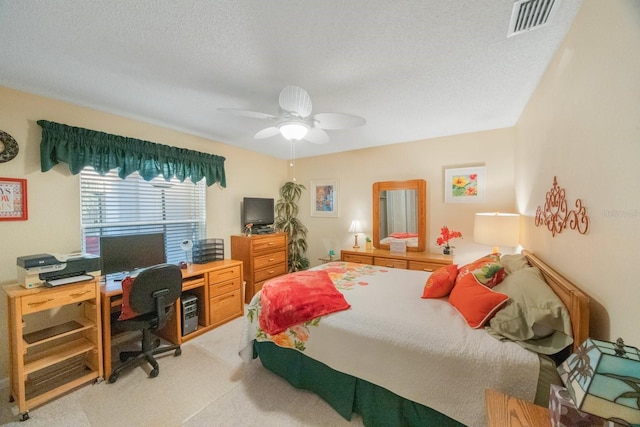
[108,263,183,383]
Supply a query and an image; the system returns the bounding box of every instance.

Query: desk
[101,259,243,379]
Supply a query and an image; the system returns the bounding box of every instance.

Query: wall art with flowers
[444,166,486,203]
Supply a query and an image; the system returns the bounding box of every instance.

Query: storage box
[549,384,618,427]
[192,238,224,264]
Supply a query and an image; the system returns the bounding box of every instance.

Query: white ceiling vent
[508,0,559,37]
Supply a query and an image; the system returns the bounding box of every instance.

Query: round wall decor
[0,130,19,163]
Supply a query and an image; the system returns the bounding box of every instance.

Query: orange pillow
[456,254,505,289]
[448,273,509,329]
[422,264,459,298]
[118,276,139,321]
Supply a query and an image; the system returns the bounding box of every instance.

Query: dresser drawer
[209,290,242,326]
[342,253,373,264]
[209,277,241,298]
[208,265,241,284]
[21,282,96,315]
[254,263,287,283]
[254,250,286,270]
[408,260,449,272]
[374,257,408,269]
[252,235,286,252]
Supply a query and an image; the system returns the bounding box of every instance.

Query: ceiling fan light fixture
[279,121,309,140]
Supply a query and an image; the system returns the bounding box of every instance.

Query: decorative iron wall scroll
[535,176,589,237]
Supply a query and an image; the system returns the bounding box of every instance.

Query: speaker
[181,293,198,336]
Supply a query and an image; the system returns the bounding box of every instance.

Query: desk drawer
[254,263,287,283]
[252,235,286,252]
[209,277,241,298]
[208,265,241,285]
[254,250,286,270]
[21,282,96,315]
[209,290,241,326]
[342,253,373,264]
[374,258,408,269]
[408,261,448,272]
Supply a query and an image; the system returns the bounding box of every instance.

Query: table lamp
[348,220,363,249]
[473,212,520,254]
[558,337,640,425]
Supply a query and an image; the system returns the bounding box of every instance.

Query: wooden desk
[101,259,243,379]
[485,389,551,427]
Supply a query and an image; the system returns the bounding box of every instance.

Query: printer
[17,253,101,289]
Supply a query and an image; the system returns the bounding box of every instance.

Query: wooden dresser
[341,248,453,272]
[231,232,288,303]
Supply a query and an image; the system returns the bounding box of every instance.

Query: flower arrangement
[245,223,253,236]
[436,226,462,255]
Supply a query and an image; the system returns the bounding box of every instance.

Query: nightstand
[485,389,551,427]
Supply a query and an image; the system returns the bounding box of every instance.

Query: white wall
[0,86,285,382]
[515,0,640,343]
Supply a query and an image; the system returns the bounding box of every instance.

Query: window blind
[80,168,205,265]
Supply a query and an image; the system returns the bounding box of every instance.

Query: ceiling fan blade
[313,112,366,130]
[254,127,280,139]
[303,127,330,144]
[279,86,312,118]
[218,108,278,121]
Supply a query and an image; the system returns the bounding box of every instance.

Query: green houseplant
[274,181,310,272]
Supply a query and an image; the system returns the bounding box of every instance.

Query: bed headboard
[522,250,590,352]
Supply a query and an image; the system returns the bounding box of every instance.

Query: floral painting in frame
[444,166,486,203]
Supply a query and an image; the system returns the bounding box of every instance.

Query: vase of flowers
[436,226,462,255]
[245,223,253,236]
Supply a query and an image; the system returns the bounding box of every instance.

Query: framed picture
[310,179,339,217]
[0,177,28,220]
[444,166,486,203]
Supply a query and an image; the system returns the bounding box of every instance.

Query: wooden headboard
[522,250,590,351]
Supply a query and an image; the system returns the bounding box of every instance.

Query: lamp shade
[279,121,309,140]
[348,220,363,233]
[473,213,520,248]
[559,338,640,424]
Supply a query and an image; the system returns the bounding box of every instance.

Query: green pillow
[486,266,573,355]
[500,254,530,275]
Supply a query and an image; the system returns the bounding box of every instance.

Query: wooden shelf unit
[231,232,288,303]
[5,278,103,421]
[340,248,453,272]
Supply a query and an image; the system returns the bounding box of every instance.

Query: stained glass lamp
[558,337,640,425]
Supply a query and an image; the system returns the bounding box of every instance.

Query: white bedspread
[239,262,539,427]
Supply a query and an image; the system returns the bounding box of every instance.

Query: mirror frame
[372,179,427,252]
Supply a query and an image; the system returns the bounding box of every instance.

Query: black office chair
[108,263,183,383]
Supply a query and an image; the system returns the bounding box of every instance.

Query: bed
[239,250,589,427]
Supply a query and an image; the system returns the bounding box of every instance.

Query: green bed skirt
[253,341,464,427]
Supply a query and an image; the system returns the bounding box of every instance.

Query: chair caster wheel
[108,374,119,383]
[149,368,159,378]
[119,353,130,362]
[19,412,29,421]
[175,348,182,356]
[154,338,161,348]
[9,395,14,403]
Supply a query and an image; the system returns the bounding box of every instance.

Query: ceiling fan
[219,86,366,144]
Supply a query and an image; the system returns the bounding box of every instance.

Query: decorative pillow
[421,264,459,298]
[500,254,530,275]
[456,254,505,289]
[448,273,509,329]
[118,276,138,321]
[259,270,351,335]
[485,267,573,355]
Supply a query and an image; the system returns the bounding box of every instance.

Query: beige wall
[0,86,285,382]
[515,0,640,343]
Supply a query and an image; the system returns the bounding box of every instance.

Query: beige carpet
[0,312,364,427]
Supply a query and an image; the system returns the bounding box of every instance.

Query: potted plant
[274,181,310,272]
[436,226,462,255]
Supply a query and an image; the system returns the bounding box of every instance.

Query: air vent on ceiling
[508,0,558,37]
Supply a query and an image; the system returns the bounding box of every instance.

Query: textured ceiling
[0,0,582,159]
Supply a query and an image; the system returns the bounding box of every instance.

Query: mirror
[372,179,427,252]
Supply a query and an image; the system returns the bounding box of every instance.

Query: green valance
[38,120,226,187]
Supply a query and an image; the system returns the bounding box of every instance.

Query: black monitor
[241,197,275,228]
[99,233,166,278]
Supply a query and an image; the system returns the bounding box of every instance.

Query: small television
[100,233,166,277]
[241,197,275,230]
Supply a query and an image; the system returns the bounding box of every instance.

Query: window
[80,168,205,265]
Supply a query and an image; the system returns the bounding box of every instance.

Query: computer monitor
[99,233,166,278]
